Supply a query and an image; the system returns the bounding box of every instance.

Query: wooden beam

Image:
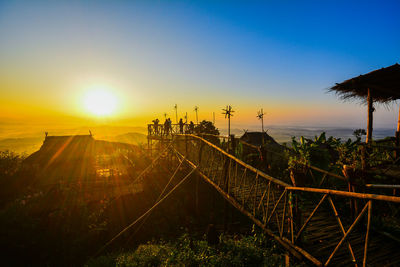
[363,201,372,267]
[396,103,400,159]
[365,184,400,189]
[366,88,373,143]
[286,186,400,203]
[179,134,291,187]
[174,147,326,266]
[397,102,400,132]
[185,162,323,265]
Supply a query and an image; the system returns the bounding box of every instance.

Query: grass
[86,231,304,267]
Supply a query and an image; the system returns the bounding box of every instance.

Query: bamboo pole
[328,196,358,266]
[286,186,400,203]
[175,148,324,266]
[396,104,400,160]
[281,192,287,237]
[397,103,400,133]
[365,184,400,189]
[289,192,294,243]
[366,88,373,143]
[295,194,327,242]
[181,134,290,187]
[253,174,259,215]
[325,201,370,266]
[363,201,372,267]
[267,189,286,224]
[265,181,271,223]
[257,185,269,210]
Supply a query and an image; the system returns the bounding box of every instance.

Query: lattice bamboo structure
[170,134,400,266]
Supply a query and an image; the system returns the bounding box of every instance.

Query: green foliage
[194,120,220,144]
[87,232,294,267]
[353,129,366,140]
[194,120,219,136]
[0,150,25,178]
[335,138,362,168]
[288,133,344,185]
[0,182,111,265]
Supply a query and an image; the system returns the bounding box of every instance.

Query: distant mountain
[220,126,396,144]
[104,132,147,145]
[0,137,43,154]
[0,125,148,154]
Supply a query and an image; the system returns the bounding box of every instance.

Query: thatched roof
[240,132,279,146]
[329,63,400,103]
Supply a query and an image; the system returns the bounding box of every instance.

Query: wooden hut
[329,63,400,143]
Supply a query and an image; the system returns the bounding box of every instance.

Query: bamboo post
[230,134,235,155]
[289,192,294,243]
[366,88,373,144]
[363,201,372,267]
[285,252,290,267]
[396,103,400,160]
[174,104,178,124]
[223,157,230,232]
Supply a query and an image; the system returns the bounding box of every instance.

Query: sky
[0,0,399,133]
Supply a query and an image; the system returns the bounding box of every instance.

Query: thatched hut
[329,63,400,143]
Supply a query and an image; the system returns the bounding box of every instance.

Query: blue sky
[0,0,399,129]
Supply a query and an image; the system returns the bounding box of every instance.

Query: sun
[83,88,118,116]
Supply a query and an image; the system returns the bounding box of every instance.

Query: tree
[194,120,220,144]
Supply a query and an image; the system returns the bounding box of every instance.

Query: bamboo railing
[169,134,400,266]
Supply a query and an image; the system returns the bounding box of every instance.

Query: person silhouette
[153,118,160,135]
[189,121,194,134]
[179,118,184,134]
[167,118,172,135]
[164,118,169,136]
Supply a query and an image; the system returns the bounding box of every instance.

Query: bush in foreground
[86,231,302,267]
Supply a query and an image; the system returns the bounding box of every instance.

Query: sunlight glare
[83,88,118,116]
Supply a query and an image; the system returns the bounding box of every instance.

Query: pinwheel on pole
[257,108,266,132]
[222,105,234,153]
[174,104,178,124]
[194,106,199,124]
[222,105,234,137]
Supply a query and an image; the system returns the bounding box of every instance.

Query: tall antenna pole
[262,109,264,132]
[222,105,234,137]
[185,112,188,123]
[194,106,199,124]
[257,108,266,132]
[174,104,178,124]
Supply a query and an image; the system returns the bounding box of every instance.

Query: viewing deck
[147,123,199,140]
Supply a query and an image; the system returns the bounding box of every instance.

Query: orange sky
[1,1,399,135]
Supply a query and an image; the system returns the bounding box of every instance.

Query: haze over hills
[224,126,396,144]
[0,123,396,154]
[0,125,148,154]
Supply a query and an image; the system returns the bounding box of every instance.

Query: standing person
[153,118,160,135]
[179,118,184,134]
[189,121,195,134]
[168,118,172,134]
[164,118,169,136]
